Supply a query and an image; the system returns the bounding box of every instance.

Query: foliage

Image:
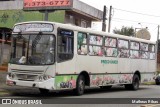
[113,26,135,36]
[0,12,9,23]
[0,10,65,28]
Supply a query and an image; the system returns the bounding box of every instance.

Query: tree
[113,26,135,36]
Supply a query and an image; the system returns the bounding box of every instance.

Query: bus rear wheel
[74,75,85,96]
[125,74,140,90]
[39,88,49,94]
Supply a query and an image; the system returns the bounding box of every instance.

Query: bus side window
[118,39,129,58]
[88,34,103,56]
[140,43,148,59]
[77,32,87,55]
[104,37,117,57]
[130,41,140,59]
[58,29,74,62]
[149,44,155,60]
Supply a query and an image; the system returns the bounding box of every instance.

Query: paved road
[1,85,160,107]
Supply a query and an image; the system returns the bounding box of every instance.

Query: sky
[79,0,160,41]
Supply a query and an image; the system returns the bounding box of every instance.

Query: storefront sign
[23,0,72,10]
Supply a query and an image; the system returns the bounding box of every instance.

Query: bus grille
[11,69,44,81]
[16,74,38,81]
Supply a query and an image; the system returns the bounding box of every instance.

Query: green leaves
[113,26,135,37]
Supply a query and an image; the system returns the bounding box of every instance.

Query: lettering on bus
[13,23,54,32]
[101,60,118,64]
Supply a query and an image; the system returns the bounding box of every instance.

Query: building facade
[0,0,103,65]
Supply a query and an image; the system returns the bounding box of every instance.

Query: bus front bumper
[6,76,55,90]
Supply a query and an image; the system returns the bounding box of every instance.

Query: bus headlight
[39,76,43,81]
[38,75,52,81]
[8,73,15,79]
[8,73,12,78]
[12,74,15,79]
[43,75,47,80]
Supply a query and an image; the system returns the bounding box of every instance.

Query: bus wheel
[39,88,49,94]
[100,86,112,89]
[125,74,140,90]
[75,75,85,95]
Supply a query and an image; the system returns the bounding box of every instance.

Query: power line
[113,18,158,25]
[114,8,160,18]
[113,18,159,34]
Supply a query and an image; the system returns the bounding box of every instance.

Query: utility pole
[157,25,159,53]
[0,30,5,65]
[102,5,107,32]
[156,25,159,71]
[44,10,49,21]
[108,6,112,33]
[40,10,55,21]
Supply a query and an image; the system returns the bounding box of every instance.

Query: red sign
[24,0,72,9]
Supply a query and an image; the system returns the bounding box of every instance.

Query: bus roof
[14,21,156,44]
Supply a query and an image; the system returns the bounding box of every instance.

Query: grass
[0,90,10,96]
[143,82,156,85]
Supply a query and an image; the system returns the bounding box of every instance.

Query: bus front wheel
[75,75,85,95]
[125,74,140,90]
[39,88,49,94]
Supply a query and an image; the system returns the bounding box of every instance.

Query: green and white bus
[6,21,156,95]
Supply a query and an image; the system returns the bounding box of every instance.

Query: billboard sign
[23,0,72,10]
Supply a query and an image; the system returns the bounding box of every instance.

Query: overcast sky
[79,0,160,41]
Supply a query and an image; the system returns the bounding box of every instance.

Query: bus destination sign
[23,0,72,10]
[13,23,54,32]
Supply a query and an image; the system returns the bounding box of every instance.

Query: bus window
[88,34,103,56]
[140,43,148,51]
[118,39,129,58]
[10,34,55,65]
[149,44,155,60]
[104,37,117,57]
[140,43,148,59]
[130,41,140,59]
[58,29,74,62]
[105,37,117,47]
[77,32,87,55]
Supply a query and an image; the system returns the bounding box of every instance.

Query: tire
[100,86,112,89]
[155,79,160,85]
[39,88,49,94]
[125,74,140,90]
[75,75,85,96]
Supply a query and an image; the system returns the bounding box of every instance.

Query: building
[0,0,103,66]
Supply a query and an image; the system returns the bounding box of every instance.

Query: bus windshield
[10,34,55,65]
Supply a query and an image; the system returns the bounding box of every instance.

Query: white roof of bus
[14,21,156,44]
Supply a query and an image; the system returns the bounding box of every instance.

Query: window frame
[88,33,103,56]
[118,39,130,58]
[130,41,140,59]
[77,32,88,55]
[57,28,74,63]
[140,42,149,59]
[149,44,156,60]
[104,36,118,57]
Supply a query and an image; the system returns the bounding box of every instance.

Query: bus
[6,21,156,95]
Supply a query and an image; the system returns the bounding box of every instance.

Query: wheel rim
[79,79,84,92]
[133,78,139,89]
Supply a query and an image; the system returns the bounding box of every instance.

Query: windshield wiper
[32,32,42,49]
